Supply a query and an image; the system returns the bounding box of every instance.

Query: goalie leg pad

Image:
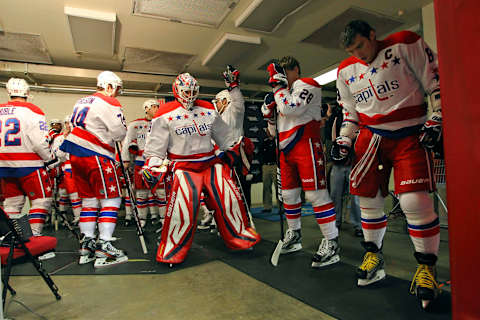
[204,164,260,250]
[156,169,203,265]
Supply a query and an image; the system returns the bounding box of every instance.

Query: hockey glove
[142,165,168,194]
[222,136,254,175]
[128,143,140,156]
[223,65,240,91]
[261,92,276,119]
[45,156,61,170]
[267,63,287,89]
[331,136,352,164]
[419,111,442,150]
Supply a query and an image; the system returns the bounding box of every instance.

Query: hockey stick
[270,112,285,267]
[115,142,148,254]
[51,172,80,240]
[232,168,256,230]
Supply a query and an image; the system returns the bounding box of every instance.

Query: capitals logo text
[175,121,211,136]
[353,79,399,103]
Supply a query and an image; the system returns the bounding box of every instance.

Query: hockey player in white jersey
[143,72,260,265]
[60,71,128,268]
[0,78,57,235]
[335,20,442,308]
[199,65,247,231]
[263,57,339,267]
[122,99,166,228]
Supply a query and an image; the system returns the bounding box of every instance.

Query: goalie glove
[223,65,240,91]
[267,63,287,89]
[142,165,168,194]
[331,136,352,164]
[419,111,442,150]
[261,92,276,119]
[222,136,254,175]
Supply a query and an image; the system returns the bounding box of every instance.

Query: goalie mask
[213,89,231,114]
[6,78,29,98]
[172,73,199,110]
[97,71,123,97]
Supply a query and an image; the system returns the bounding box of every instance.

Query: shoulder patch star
[370,67,377,74]
[105,167,113,174]
[184,114,189,119]
[200,112,205,116]
[349,76,355,83]
[393,56,401,65]
[176,115,182,120]
[207,111,212,116]
[289,102,296,107]
[359,73,365,80]
[381,61,388,69]
[279,93,285,98]
[168,116,173,121]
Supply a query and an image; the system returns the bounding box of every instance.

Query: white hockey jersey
[273,78,323,152]
[0,101,53,177]
[337,31,440,138]
[60,93,127,160]
[220,87,245,140]
[122,118,151,165]
[144,100,236,169]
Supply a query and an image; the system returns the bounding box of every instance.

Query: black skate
[79,236,96,265]
[312,237,340,267]
[357,241,386,286]
[94,240,128,268]
[410,252,440,309]
[124,218,132,227]
[280,229,302,254]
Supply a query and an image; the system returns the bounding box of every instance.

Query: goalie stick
[232,168,256,230]
[115,142,148,254]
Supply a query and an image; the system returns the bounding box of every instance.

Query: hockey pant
[157,163,260,264]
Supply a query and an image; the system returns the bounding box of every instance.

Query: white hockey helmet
[6,78,30,98]
[97,71,122,96]
[50,118,62,126]
[172,73,199,110]
[143,99,159,113]
[213,89,231,113]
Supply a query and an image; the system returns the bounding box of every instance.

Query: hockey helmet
[172,73,199,110]
[213,89,231,114]
[50,118,62,126]
[6,78,29,98]
[143,99,159,112]
[97,71,122,96]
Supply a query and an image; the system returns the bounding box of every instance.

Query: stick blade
[270,240,283,266]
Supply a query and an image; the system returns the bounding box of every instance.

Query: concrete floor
[4,202,451,320]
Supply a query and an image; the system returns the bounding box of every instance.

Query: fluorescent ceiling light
[314,68,338,85]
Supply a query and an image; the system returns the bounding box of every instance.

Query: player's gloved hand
[419,111,442,150]
[128,144,140,156]
[223,65,240,91]
[261,92,276,119]
[267,63,287,89]
[45,156,60,170]
[142,165,167,193]
[223,136,254,175]
[331,136,352,164]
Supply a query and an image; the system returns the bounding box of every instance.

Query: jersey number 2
[0,118,21,146]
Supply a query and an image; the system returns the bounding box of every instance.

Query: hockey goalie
[143,73,260,265]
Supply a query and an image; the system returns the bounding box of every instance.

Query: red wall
[434,1,480,319]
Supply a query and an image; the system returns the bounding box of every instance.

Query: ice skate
[357,241,386,286]
[79,236,96,265]
[140,219,147,228]
[198,209,213,230]
[280,229,302,254]
[94,239,128,268]
[151,215,160,225]
[311,237,340,267]
[209,218,218,234]
[410,252,440,309]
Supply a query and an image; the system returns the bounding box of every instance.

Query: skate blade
[94,256,128,268]
[197,225,210,230]
[421,300,431,309]
[38,252,56,261]
[311,254,340,268]
[358,269,386,286]
[79,255,95,265]
[280,243,302,254]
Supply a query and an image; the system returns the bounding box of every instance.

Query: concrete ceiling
[0,0,432,100]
